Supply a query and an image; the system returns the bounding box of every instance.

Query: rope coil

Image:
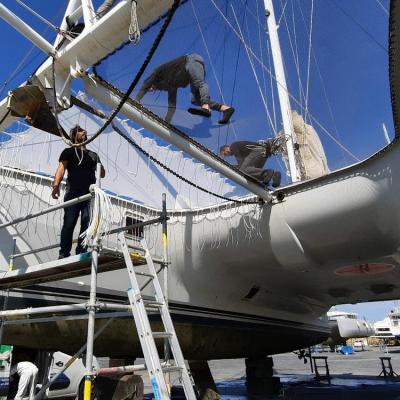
[129,0,141,43]
[81,185,113,247]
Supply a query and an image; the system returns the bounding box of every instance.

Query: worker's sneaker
[272,171,281,188]
[218,107,235,124]
[188,107,211,117]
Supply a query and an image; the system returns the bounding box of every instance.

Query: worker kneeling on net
[220,140,282,188]
[52,125,105,259]
[136,54,235,124]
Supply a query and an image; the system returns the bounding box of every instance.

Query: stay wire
[14,0,60,33]
[328,0,387,53]
[226,0,248,145]
[52,0,182,148]
[0,2,67,98]
[209,0,361,162]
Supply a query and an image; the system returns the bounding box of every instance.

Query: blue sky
[0,0,395,322]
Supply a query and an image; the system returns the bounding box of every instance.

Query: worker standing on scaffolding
[220,140,282,188]
[136,54,235,124]
[52,125,105,259]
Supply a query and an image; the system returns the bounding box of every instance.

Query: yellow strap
[84,379,92,400]
[162,233,168,246]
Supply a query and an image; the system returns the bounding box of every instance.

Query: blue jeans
[186,54,222,110]
[59,190,91,257]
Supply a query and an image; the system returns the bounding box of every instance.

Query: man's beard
[76,135,87,143]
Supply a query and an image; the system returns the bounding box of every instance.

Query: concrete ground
[141,345,400,399]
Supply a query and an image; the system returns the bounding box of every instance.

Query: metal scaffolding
[0,165,194,399]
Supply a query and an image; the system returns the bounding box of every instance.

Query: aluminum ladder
[118,232,197,400]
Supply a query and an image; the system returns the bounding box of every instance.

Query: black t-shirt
[59,147,100,192]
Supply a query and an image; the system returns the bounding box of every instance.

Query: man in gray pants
[96,0,116,19]
[220,140,281,187]
[136,54,235,124]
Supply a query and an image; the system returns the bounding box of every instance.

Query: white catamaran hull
[1,132,400,358]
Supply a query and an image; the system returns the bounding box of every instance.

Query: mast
[264,0,299,182]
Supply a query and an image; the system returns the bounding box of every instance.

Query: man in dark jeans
[136,53,235,124]
[52,125,105,258]
[220,140,281,187]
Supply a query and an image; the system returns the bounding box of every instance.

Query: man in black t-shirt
[219,140,281,187]
[52,125,105,258]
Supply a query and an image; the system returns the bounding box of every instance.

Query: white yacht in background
[327,309,374,341]
[374,307,400,339]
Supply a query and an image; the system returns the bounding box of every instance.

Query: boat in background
[374,307,400,339]
[327,309,374,345]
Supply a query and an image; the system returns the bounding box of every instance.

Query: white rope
[81,186,113,247]
[129,0,141,43]
[74,148,84,165]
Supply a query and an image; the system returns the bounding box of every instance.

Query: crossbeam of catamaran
[0,0,275,202]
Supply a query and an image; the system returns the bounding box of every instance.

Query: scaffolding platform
[0,250,145,290]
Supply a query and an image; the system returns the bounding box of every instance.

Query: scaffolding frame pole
[0,183,170,400]
[162,193,171,365]
[84,163,101,400]
[0,193,92,230]
[0,238,16,348]
[34,319,112,400]
[0,302,132,319]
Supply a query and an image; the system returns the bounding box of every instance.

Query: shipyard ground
[140,345,400,399]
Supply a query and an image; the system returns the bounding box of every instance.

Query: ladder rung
[143,299,164,307]
[162,366,183,373]
[135,271,155,278]
[152,332,173,339]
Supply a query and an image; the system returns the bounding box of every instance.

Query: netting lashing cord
[51,0,181,148]
[110,123,262,205]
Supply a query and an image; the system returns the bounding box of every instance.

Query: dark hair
[219,144,230,154]
[69,125,86,142]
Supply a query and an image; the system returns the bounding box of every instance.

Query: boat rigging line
[70,95,262,205]
[111,123,260,205]
[52,0,181,148]
[93,0,190,68]
[13,0,77,41]
[209,0,360,162]
[327,0,387,53]
[88,72,268,188]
